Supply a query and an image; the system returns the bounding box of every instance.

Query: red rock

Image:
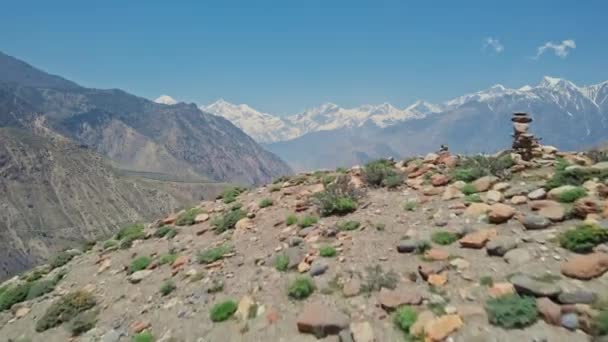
[488,203,516,224]
[472,176,497,192]
[130,321,150,333]
[424,314,463,341]
[424,248,450,261]
[459,229,496,249]
[377,288,423,310]
[266,308,280,324]
[574,197,601,218]
[488,282,515,298]
[422,186,443,196]
[418,263,446,280]
[162,215,177,225]
[536,297,561,326]
[171,255,190,269]
[464,203,491,217]
[408,165,432,178]
[296,302,349,338]
[561,253,608,280]
[532,200,566,222]
[428,273,447,286]
[431,174,450,187]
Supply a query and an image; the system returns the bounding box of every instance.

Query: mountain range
[188,76,608,170]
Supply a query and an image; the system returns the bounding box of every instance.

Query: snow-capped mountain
[204,100,442,143]
[154,95,178,105]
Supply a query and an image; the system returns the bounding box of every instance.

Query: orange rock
[162,214,177,225]
[431,174,450,187]
[488,282,515,298]
[424,314,463,341]
[428,273,447,286]
[463,203,491,217]
[459,229,496,249]
[488,203,516,224]
[171,255,190,269]
[561,253,608,280]
[130,321,150,333]
[424,248,450,261]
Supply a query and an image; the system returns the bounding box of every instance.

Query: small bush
[68,310,98,336]
[275,254,290,272]
[415,240,431,254]
[556,187,587,203]
[197,245,232,264]
[0,283,31,311]
[158,253,178,266]
[288,276,315,300]
[394,306,418,333]
[116,223,145,241]
[26,280,56,300]
[313,175,359,216]
[485,294,538,329]
[132,331,154,342]
[480,276,494,287]
[431,231,459,245]
[211,208,247,233]
[129,256,151,274]
[50,251,74,270]
[286,214,298,226]
[559,224,608,253]
[461,184,477,195]
[594,310,608,336]
[337,220,361,231]
[269,184,282,192]
[322,174,337,186]
[298,215,319,228]
[453,154,514,181]
[319,246,337,257]
[259,198,274,208]
[103,239,118,250]
[160,280,176,296]
[361,265,398,293]
[404,200,417,211]
[452,168,484,182]
[154,226,177,238]
[220,187,247,204]
[36,290,96,332]
[546,167,608,189]
[383,174,403,189]
[363,159,397,186]
[210,300,238,322]
[175,207,203,226]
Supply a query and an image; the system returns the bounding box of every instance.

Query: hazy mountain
[261,76,608,170]
[0,51,291,185]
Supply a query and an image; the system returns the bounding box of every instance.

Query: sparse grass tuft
[160,280,176,296]
[210,300,237,322]
[559,224,608,253]
[461,184,477,195]
[431,231,459,245]
[68,310,98,336]
[0,283,31,311]
[485,294,537,329]
[197,245,232,264]
[259,198,274,208]
[404,200,417,211]
[154,226,177,239]
[115,223,145,249]
[129,256,151,274]
[363,159,397,187]
[35,290,96,332]
[220,186,247,204]
[313,175,359,216]
[298,215,319,228]
[480,276,494,287]
[556,187,587,203]
[337,220,361,231]
[288,276,315,300]
[49,251,75,270]
[158,253,178,266]
[319,246,337,257]
[361,265,398,293]
[175,207,203,226]
[211,208,247,233]
[465,194,482,203]
[275,254,290,272]
[394,306,418,333]
[286,214,298,226]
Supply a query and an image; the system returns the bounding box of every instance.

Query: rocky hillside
[0,51,291,185]
[0,127,227,280]
[1,136,607,341]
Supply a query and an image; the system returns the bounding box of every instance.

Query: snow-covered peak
[538,76,579,91]
[519,85,533,91]
[406,100,443,116]
[154,95,178,105]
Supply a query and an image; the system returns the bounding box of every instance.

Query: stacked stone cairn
[511,112,542,161]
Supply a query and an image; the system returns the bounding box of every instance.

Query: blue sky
[1,0,607,115]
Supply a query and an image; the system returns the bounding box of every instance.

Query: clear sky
[1,0,607,115]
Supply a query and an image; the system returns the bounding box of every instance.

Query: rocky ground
[1,147,608,342]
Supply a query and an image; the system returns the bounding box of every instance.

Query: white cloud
[483,37,504,54]
[534,39,576,59]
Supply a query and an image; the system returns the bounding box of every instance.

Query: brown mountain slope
[0,128,225,279]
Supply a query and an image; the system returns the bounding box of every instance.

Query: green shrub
[546,167,608,189]
[68,310,98,336]
[404,200,417,211]
[129,256,151,274]
[50,251,74,270]
[197,245,232,264]
[211,208,247,233]
[393,306,418,333]
[383,174,403,189]
[210,300,238,322]
[337,220,361,231]
[132,331,154,342]
[154,226,177,238]
[319,246,337,257]
[220,187,247,204]
[485,294,537,329]
[259,198,274,208]
[288,276,315,300]
[322,174,337,186]
[431,231,459,245]
[461,184,477,195]
[0,283,31,311]
[103,239,118,250]
[594,310,608,336]
[415,240,431,254]
[275,254,290,272]
[480,276,494,287]
[363,159,397,186]
[556,187,587,203]
[116,223,145,241]
[559,224,608,253]
[26,280,56,300]
[298,215,319,228]
[175,207,203,226]
[286,214,298,226]
[158,253,178,266]
[313,175,359,216]
[160,280,176,296]
[452,168,484,182]
[452,154,514,181]
[361,265,398,293]
[35,290,96,332]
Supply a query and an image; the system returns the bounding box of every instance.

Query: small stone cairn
[511,112,541,161]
